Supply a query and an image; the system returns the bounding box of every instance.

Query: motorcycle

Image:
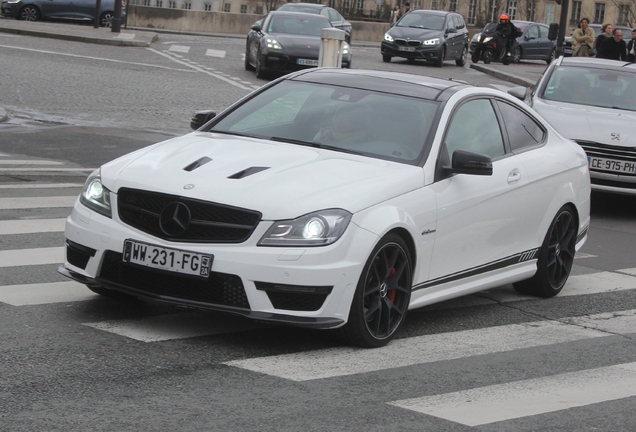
[471,23,512,65]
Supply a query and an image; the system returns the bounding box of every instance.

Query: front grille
[395,39,421,47]
[66,240,96,270]
[118,188,261,243]
[97,251,250,309]
[265,291,329,311]
[576,141,636,177]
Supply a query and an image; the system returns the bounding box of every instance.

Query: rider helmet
[499,13,509,21]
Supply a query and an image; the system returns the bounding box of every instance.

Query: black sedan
[276,2,352,43]
[245,11,351,79]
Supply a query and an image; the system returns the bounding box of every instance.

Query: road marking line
[168,44,191,53]
[0,281,96,306]
[388,362,636,426]
[0,183,83,189]
[83,311,266,342]
[0,218,66,235]
[0,168,94,172]
[0,247,65,267]
[0,160,64,165]
[148,48,253,91]
[223,314,632,381]
[619,268,636,276]
[0,196,76,210]
[205,49,226,58]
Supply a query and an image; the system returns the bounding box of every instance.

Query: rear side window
[497,101,545,151]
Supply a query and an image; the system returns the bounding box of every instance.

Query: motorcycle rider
[496,14,516,62]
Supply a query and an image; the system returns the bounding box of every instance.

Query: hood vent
[184,157,212,172]
[228,166,269,179]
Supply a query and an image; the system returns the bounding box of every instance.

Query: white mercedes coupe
[58,68,591,348]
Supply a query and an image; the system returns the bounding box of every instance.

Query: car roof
[556,56,636,71]
[287,68,470,101]
[278,3,328,9]
[410,9,455,16]
[266,10,331,20]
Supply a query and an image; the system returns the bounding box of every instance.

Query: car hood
[100,133,423,220]
[388,26,441,41]
[533,99,636,145]
[272,34,322,55]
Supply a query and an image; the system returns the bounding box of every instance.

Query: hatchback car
[1,0,125,27]
[58,68,590,348]
[470,20,556,64]
[245,11,351,78]
[276,2,352,43]
[510,56,636,195]
[381,9,469,67]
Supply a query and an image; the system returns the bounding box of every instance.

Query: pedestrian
[594,23,613,58]
[599,28,627,61]
[626,29,636,62]
[571,18,594,57]
[390,3,401,25]
[402,2,411,15]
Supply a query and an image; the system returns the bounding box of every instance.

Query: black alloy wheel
[514,206,577,297]
[19,5,39,21]
[339,233,412,348]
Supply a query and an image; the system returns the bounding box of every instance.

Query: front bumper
[381,40,442,61]
[59,196,378,328]
[0,2,18,17]
[262,52,352,72]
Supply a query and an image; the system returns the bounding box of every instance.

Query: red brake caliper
[387,267,396,303]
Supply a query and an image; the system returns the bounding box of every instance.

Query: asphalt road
[1,27,635,432]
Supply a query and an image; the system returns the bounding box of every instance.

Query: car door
[444,15,460,57]
[39,0,74,18]
[428,97,531,282]
[537,24,556,59]
[521,24,541,58]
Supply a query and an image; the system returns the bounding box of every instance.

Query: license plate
[297,58,318,66]
[588,156,636,174]
[398,46,416,52]
[123,240,212,278]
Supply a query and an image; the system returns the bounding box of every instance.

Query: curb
[469,63,536,88]
[0,107,7,123]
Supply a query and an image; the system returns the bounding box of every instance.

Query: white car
[58,68,591,348]
[510,56,636,195]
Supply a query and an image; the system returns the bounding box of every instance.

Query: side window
[538,25,547,38]
[328,9,340,22]
[527,25,539,39]
[453,15,463,29]
[444,99,505,159]
[497,101,546,151]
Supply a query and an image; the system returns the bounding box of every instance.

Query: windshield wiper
[209,129,257,138]
[270,137,365,155]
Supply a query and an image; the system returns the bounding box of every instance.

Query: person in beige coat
[572,18,595,57]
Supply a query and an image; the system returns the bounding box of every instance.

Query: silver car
[510,56,636,195]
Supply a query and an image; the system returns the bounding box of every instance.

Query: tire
[244,46,255,71]
[100,12,113,28]
[255,49,267,79]
[471,50,480,63]
[456,45,467,66]
[483,49,494,64]
[434,46,445,67]
[546,48,556,64]
[18,5,39,21]
[513,206,577,298]
[87,284,137,301]
[382,54,392,63]
[338,233,412,348]
[513,46,522,63]
[503,55,511,65]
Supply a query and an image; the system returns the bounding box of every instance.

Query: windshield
[541,66,636,111]
[397,13,445,30]
[267,16,331,36]
[210,81,438,164]
[277,5,321,14]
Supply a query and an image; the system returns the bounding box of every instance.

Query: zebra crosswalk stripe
[0,247,65,267]
[0,281,97,306]
[388,362,636,426]
[0,196,77,210]
[0,218,66,235]
[223,311,636,382]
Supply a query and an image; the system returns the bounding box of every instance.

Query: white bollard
[318,28,346,68]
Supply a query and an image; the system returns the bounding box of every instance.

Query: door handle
[507,169,521,184]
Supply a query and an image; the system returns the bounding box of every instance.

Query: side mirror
[251,22,262,32]
[548,23,558,41]
[449,149,493,176]
[446,27,458,34]
[507,86,528,101]
[191,110,217,130]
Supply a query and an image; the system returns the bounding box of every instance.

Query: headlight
[266,37,282,50]
[258,209,352,247]
[471,33,481,43]
[341,41,350,55]
[384,33,394,42]
[423,38,440,45]
[482,36,493,43]
[79,170,112,218]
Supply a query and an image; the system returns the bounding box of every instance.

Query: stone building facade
[127,0,634,35]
